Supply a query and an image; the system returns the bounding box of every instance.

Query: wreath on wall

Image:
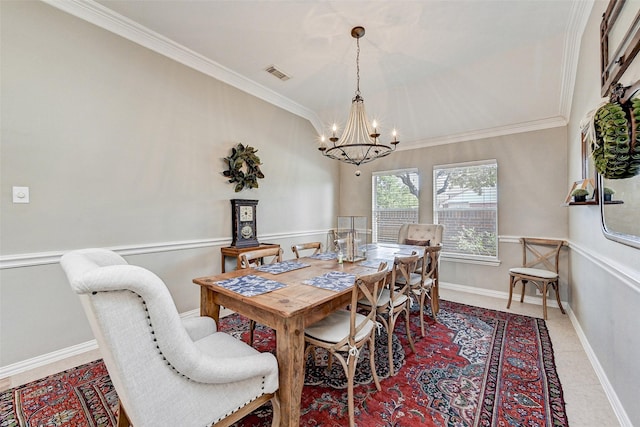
[592,98,640,179]
[223,143,264,192]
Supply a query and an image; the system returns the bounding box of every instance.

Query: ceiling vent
[265,65,290,81]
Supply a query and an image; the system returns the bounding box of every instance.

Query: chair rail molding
[0,229,331,269]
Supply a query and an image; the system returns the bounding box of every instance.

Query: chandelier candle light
[318,26,399,173]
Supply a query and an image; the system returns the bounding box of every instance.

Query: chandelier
[318,26,399,168]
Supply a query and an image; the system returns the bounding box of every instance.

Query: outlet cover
[12,186,30,203]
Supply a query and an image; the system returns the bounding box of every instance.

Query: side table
[220,243,281,272]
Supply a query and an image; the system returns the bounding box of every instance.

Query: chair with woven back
[507,237,567,319]
[291,241,322,258]
[60,248,280,427]
[303,266,387,427]
[237,246,284,345]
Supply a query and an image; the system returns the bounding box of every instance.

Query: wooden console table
[220,243,280,272]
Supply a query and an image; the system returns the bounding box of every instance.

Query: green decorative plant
[591,97,640,179]
[223,143,264,192]
[572,188,589,202]
[571,188,589,197]
[603,186,615,202]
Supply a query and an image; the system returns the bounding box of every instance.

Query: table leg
[200,287,220,323]
[275,316,305,426]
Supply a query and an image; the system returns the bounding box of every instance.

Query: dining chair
[507,237,567,319]
[60,248,280,427]
[304,267,387,427]
[359,253,418,376]
[238,246,283,269]
[237,246,283,345]
[397,223,444,247]
[409,245,442,336]
[291,241,322,258]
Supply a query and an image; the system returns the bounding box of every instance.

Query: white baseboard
[440,281,630,427]
[567,308,632,427]
[439,281,564,308]
[1,284,630,427]
[0,340,99,379]
[0,308,202,380]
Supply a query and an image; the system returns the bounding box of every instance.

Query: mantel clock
[231,199,259,248]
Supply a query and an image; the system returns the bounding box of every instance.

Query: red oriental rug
[0,300,568,427]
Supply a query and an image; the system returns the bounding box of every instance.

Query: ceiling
[47,0,594,150]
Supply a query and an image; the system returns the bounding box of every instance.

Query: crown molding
[398,115,568,150]
[558,0,595,118]
[40,0,322,130]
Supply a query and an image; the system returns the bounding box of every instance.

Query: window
[433,160,498,259]
[372,169,419,243]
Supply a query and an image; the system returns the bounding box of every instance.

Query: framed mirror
[600,173,640,248]
[598,0,640,249]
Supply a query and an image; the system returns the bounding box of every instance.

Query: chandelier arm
[318,25,399,167]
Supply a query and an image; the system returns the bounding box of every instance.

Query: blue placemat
[254,260,310,274]
[215,275,286,296]
[303,271,356,292]
[309,252,338,260]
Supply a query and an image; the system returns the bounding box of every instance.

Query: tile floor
[1,288,621,426]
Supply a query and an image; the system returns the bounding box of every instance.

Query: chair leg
[404,302,415,354]
[553,281,566,314]
[519,279,527,303]
[419,291,427,336]
[347,353,356,427]
[117,401,130,427]
[249,320,256,345]
[368,335,381,391]
[270,394,281,427]
[542,282,548,320]
[507,275,515,309]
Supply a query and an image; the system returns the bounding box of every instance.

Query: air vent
[265,65,291,81]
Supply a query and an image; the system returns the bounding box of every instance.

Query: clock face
[241,224,253,239]
[240,206,253,221]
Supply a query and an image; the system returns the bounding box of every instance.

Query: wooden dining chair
[409,245,442,336]
[507,238,567,319]
[304,267,387,427]
[291,242,322,258]
[364,253,419,376]
[237,247,283,344]
[239,246,283,269]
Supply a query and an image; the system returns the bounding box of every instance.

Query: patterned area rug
[0,300,568,427]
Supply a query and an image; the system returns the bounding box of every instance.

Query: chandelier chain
[355,37,361,97]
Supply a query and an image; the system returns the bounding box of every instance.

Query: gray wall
[0,1,338,365]
[338,126,570,297]
[566,1,640,425]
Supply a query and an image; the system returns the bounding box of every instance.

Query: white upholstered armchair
[397,223,444,246]
[60,248,280,427]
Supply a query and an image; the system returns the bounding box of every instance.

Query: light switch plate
[12,186,30,203]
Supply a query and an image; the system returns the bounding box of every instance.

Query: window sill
[441,254,501,267]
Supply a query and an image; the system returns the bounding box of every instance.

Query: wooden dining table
[192,243,424,427]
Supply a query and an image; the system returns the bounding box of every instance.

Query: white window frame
[372,168,419,243]
[433,159,499,264]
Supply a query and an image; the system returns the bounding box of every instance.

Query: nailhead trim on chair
[210,377,267,425]
[129,292,188,379]
[119,292,268,426]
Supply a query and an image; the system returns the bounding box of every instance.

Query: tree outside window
[433,160,498,258]
[372,169,419,243]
